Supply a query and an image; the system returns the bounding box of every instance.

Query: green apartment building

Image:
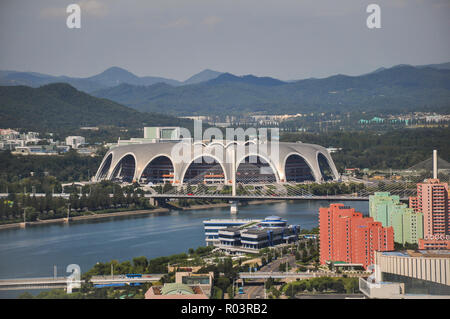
[369,192,423,245]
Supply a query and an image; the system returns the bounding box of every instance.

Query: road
[236,254,296,299]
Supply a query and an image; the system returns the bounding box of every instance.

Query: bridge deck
[239,271,371,279]
[0,193,410,201]
[0,274,164,290]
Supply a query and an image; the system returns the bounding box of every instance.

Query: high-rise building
[369,192,423,244]
[319,203,394,269]
[409,178,450,249]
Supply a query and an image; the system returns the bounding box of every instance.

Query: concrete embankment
[0,199,283,230]
[0,208,170,230]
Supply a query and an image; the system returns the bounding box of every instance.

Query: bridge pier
[230,201,238,215]
[149,197,161,207]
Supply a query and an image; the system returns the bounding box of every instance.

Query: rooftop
[160,283,195,295]
[382,250,450,258]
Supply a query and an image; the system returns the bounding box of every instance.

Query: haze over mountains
[1,62,449,116]
[0,67,224,93]
[91,64,450,116]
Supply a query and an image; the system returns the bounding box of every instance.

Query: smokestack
[433,149,438,179]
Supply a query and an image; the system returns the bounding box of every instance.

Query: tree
[212,287,223,299]
[162,182,173,194]
[215,277,230,292]
[344,278,359,294]
[265,277,274,290]
[132,256,148,273]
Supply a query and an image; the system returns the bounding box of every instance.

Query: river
[0,200,368,298]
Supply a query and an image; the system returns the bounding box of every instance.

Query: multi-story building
[217,226,299,253]
[369,192,423,244]
[359,250,450,298]
[203,218,262,246]
[0,129,45,150]
[409,179,450,249]
[204,216,300,253]
[319,203,394,269]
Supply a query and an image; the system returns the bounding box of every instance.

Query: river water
[0,200,368,298]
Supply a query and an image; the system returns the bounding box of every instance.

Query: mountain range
[91,64,450,115]
[0,67,224,93]
[1,62,449,116]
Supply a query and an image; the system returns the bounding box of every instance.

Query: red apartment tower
[409,179,450,250]
[319,203,394,269]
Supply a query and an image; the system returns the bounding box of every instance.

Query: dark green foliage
[0,180,154,224]
[283,277,359,297]
[0,83,192,134]
[0,150,102,187]
[281,128,450,170]
[212,287,223,299]
[394,242,419,250]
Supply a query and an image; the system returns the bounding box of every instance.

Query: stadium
[94,140,340,185]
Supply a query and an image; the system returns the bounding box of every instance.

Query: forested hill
[92,65,450,116]
[281,128,450,170]
[0,83,192,133]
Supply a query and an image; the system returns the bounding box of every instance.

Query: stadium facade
[94,140,340,185]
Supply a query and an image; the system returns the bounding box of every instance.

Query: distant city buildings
[370,192,423,245]
[410,178,450,250]
[79,126,99,131]
[358,112,450,128]
[109,126,182,148]
[0,128,102,156]
[319,203,394,269]
[13,145,70,155]
[0,129,42,150]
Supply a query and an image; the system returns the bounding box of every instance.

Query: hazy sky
[1,0,449,81]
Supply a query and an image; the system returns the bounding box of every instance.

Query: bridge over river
[0,274,164,292]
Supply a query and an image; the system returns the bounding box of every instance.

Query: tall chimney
[433,149,438,179]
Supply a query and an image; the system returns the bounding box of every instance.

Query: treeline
[0,181,153,224]
[82,246,215,280]
[0,83,194,135]
[282,277,360,297]
[281,128,450,170]
[0,150,103,189]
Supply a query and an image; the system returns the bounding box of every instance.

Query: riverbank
[0,199,288,231]
[0,208,170,231]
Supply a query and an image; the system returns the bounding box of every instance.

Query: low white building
[65,136,86,149]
